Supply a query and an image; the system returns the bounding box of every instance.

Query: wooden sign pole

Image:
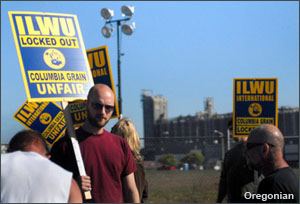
[61,101,92,200]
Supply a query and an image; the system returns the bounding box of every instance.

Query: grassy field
[145,168,299,203]
[145,169,220,203]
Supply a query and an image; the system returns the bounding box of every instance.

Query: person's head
[111,117,141,161]
[245,124,285,172]
[233,136,248,143]
[86,84,115,129]
[7,129,50,158]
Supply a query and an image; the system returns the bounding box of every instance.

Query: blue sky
[1,1,299,144]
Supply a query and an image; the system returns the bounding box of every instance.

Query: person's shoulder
[50,134,73,155]
[230,142,246,153]
[135,159,145,169]
[48,158,73,175]
[56,134,70,143]
[272,167,297,180]
[104,130,132,149]
[226,142,246,160]
[104,130,124,141]
[57,127,90,144]
[3,151,47,165]
[2,151,35,158]
[1,151,23,161]
[54,127,87,144]
[261,167,291,186]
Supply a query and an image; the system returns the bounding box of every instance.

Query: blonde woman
[111,117,148,203]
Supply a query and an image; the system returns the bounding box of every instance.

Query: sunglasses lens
[92,103,114,113]
[105,105,114,112]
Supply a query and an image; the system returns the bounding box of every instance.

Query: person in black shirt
[245,124,299,203]
[217,137,263,203]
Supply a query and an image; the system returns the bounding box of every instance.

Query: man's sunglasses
[91,102,114,113]
[246,142,274,151]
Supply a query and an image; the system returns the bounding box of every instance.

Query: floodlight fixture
[101,8,114,20]
[121,22,135,35]
[101,25,113,38]
[121,5,134,17]
[100,5,136,119]
[213,130,223,136]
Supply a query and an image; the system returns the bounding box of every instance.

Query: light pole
[227,128,231,151]
[100,6,135,119]
[213,130,225,160]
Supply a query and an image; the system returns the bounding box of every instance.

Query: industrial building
[141,92,299,167]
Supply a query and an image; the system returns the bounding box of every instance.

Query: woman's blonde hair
[111,117,141,160]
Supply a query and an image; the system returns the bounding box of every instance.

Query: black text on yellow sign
[15,15,78,48]
[69,100,87,127]
[236,117,274,125]
[28,71,88,83]
[236,117,275,134]
[28,71,88,95]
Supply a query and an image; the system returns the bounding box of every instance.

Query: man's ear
[262,143,271,157]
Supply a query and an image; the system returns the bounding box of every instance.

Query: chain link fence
[140,135,299,169]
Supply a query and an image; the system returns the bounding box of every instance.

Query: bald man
[50,84,140,203]
[245,124,299,203]
[1,129,82,203]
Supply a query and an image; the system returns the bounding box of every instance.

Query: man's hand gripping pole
[61,102,92,200]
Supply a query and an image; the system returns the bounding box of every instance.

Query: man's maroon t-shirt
[50,128,137,203]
